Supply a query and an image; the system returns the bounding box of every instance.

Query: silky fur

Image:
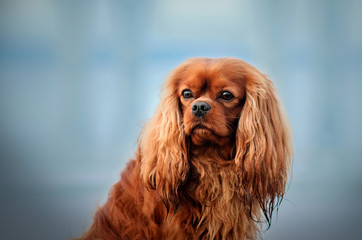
[78,57,292,240]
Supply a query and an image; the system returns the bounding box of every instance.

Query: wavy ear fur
[139,67,189,202]
[235,70,293,225]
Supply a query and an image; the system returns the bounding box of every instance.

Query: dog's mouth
[191,123,226,139]
[191,124,212,133]
[188,123,232,147]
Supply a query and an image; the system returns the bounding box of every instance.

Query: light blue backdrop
[0,1,361,239]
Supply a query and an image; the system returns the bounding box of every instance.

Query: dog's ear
[139,65,189,201]
[234,70,293,224]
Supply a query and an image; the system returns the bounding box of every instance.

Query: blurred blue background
[0,0,361,239]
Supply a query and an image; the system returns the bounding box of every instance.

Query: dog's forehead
[179,61,244,94]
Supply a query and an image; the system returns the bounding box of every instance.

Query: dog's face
[177,59,245,146]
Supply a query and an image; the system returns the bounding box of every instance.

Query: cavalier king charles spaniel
[78,57,293,240]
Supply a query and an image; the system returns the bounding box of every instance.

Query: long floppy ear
[235,70,293,225]
[139,67,189,202]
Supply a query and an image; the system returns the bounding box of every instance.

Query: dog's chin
[191,128,214,146]
[189,125,230,146]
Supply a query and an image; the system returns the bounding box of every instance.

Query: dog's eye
[182,89,194,99]
[220,91,234,101]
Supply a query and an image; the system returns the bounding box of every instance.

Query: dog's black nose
[192,102,211,118]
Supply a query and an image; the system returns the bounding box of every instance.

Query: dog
[78,57,292,240]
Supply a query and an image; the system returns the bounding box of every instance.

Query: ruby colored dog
[78,57,292,240]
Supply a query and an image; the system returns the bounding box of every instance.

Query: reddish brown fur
[77,58,293,240]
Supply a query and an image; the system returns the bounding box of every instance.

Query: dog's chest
[164,158,257,239]
[183,160,246,234]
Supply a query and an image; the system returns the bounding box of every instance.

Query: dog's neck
[183,143,237,202]
[189,142,236,161]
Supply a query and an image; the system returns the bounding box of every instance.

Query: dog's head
[140,57,292,222]
[177,58,244,147]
